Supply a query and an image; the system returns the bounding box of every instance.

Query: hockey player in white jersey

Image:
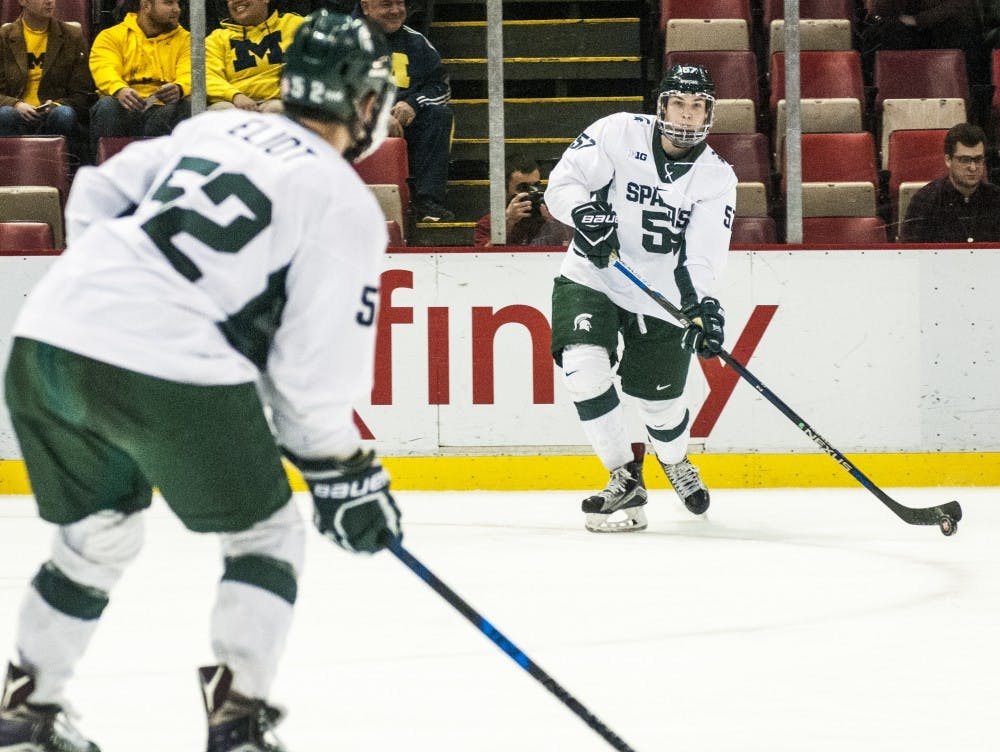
[0,11,398,752]
[545,64,737,533]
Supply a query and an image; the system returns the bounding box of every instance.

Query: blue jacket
[350,5,450,110]
[383,24,450,111]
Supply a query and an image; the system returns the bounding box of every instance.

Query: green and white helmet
[655,64,716,148]
[281,10,396,160]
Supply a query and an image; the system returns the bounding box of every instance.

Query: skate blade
[585,507,648,533]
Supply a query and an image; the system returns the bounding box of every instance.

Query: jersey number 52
[141,156,273,282]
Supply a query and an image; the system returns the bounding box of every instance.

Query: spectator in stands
[206,0,304,112]
[900,123,1000,242]
[862,0,986,84]
[473,155,573,247]
[88,0,190,157]
[359,0,454,222]
[0,0,93,142]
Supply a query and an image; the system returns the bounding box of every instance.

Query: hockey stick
[389,540,638,751]
[612,258,962,536]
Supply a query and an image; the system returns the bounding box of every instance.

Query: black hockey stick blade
[611,258,963,536]
[389,539,639,751]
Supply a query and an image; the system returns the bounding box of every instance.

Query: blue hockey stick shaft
[612,258,961,532]
[389,539,638,751]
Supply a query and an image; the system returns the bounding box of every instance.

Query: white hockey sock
[211,499,304,699]
[211,581,295,700]
[16,588,101,706]
[562,345,632,471]
[16,511,145,705]
[639,396,690,466]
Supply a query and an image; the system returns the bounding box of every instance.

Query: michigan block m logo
[231,31,284,72]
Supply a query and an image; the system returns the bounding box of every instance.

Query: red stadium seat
[0,136,71,205]
[886,129,947,202]
[708,133,772,215]
[769,51,864,119]
[353,137,410,218]
[873,49,970,115]
[385,220,404,246]
[706,133,770,185]
[0,221,55,252]
[57,0,92,40]
[801,217,888,244]
[663,50,760,109]
[659,0,752,32]
[784,132,879,217]
[762,0,856,31]
[730,216,777,244]
[97,136,141,163]
[785,131,878,186]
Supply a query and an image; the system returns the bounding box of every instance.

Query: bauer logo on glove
[284,448,402,554]
[571,200,620,269]
[309,468,389,500]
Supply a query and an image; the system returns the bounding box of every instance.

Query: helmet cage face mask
[656,90,715,148]
[346,53,395,161]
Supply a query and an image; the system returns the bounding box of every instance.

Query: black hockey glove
[286,449,402,554]
[571,200,619,269]
[680,297,725,359]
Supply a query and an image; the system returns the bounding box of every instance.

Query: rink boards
[1,246,998,491]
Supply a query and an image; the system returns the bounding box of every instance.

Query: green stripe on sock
[647,409,690,443]
[32,562,108,621]
[223,554,297,605]
[574,384,620,421]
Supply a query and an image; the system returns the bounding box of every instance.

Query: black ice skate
[199,665,286,752]
[0,663,100,752]
[581,443,648,532]
[660,456,710,515]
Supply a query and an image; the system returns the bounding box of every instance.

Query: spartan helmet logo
[573,313,593,332]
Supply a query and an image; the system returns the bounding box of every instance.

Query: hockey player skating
[0,12,400,752]
[545,64,737,533]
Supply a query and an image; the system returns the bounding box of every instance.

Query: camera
[524,185,545,217]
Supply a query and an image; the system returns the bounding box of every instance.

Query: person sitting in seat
[900,123,1000,243]
[358,0,454,222]
[0,0,94,147]
[206,0,304,113]
[88,0,190,157]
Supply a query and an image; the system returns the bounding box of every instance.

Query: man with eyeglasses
[900,122,1000,243]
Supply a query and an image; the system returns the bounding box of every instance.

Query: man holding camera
[472,154,572,247]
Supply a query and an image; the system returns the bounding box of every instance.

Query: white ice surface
[0,487,997,752]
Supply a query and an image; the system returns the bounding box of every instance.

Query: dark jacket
[0,16,95,118]
[383,24,450,111]
[900,176,1000,242]
[869,0,982,47]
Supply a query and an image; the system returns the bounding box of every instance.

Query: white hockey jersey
[12,110,388,459]
[545,112,737,323]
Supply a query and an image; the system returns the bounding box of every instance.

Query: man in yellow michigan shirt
[88,0,190,157]
[206,0,303,113]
